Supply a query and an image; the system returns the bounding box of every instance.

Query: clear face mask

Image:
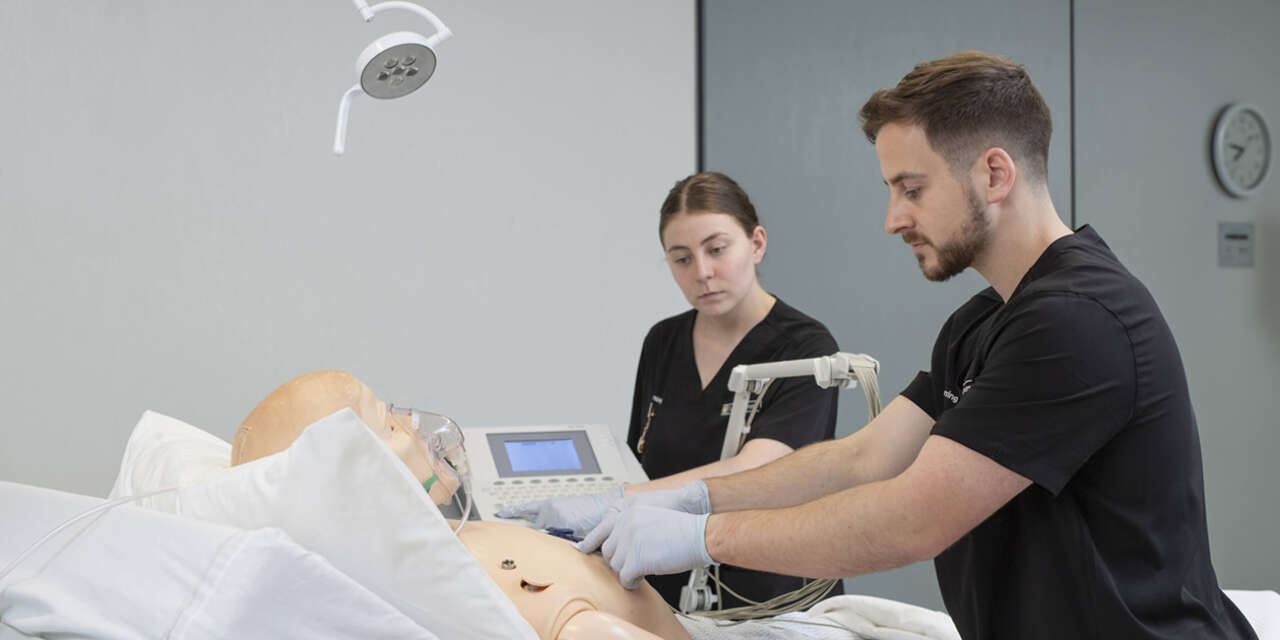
[388,405,473,533]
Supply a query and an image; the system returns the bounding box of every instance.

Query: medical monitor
[462,424,648,524]
[487,431,601,477]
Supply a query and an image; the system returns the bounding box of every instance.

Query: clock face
[1214,103,1272,197]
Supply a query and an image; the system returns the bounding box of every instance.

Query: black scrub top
[902,226,1256,639]
[625,297,842,609]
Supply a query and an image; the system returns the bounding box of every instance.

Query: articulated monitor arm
[719,353,881,469]
[680,352,882,614]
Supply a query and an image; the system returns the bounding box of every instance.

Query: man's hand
[494,487,623,535]
[577,480,710,553]
[590,505,714,589]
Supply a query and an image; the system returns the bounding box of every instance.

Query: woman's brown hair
[658,172,761,241]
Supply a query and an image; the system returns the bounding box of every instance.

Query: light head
[357,31,437,99]
[333,2,453,155]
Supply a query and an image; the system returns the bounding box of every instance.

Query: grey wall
[0,2,695,496]
[1074,0,1280,593]
[704,0,1276,608]
[703,0,1071,609]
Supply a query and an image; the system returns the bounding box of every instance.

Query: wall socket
[1218,222,1255,268]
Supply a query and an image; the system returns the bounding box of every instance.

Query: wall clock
[1212,103,1271,198]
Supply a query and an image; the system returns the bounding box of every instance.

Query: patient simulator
[230,370,689,640]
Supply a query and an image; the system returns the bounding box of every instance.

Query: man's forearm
[703,479,929,579]
[704,396,935,513]
[702,435,1032,579]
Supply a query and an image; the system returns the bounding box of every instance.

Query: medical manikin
[232,371,691,640]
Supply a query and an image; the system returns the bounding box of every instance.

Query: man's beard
[912,186,991,282]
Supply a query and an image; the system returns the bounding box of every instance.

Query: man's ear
[978,147,1017,204]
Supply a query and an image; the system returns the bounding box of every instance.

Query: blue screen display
[504,439,583,473]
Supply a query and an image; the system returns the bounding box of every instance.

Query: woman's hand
[495,487,625,535]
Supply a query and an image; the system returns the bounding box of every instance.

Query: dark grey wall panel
[1074,0,1280,592]
[702,0,1072,609]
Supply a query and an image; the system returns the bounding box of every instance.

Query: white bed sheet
[0,482,437,640]
[681,590,1280,640]
[680,594,960,640]
[116,409,536,639]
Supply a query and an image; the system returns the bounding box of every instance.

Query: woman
[503,172,842,609]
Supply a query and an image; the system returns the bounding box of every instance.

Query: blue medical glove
[576,480,710,553]
[494,486,623,536]
[595,505,714,589]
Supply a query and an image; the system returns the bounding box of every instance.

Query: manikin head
[859,51,1053,282]
[658,172,768,317]
[232,370,457,505]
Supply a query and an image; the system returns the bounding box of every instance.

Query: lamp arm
[332,83,362,155]
[350,0,453,48]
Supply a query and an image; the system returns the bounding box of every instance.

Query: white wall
[0,1,696,496]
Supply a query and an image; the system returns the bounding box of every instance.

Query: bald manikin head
[232,370,456,504]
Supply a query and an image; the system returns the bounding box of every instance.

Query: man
[579,51,1258,639]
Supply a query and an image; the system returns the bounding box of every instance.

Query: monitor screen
[486,429,603,477]
[504,438,583,473]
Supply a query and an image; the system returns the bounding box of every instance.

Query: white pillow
[107,410,231,508]
[1225,590,1280,640]
[158,409,537,640]
[0,481,438,639]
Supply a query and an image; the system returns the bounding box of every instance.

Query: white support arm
[719,352,881,461]
[352,0,453,48]
[332,83,363,156]
[685,352,883,613]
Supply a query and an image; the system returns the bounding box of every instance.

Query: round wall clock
[1212,103,1271,198]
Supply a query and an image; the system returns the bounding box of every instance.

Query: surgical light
[333,0,453,155]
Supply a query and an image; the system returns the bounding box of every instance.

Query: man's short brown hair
[859,51,1052,184]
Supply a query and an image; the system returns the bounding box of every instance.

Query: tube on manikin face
[390,406,473,532]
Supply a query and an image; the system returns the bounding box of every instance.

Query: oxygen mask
[389,405,473,533]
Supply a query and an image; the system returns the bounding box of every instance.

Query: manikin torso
[233,371,691,640]
[456,521,690,640]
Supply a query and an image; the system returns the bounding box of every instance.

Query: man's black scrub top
[902,226,1256,640]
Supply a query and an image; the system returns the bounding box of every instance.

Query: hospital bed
[2,410,1276,639]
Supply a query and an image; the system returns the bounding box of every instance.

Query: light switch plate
[1218,222,1255,268]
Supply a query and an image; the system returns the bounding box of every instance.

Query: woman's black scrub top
[625,297,842,609]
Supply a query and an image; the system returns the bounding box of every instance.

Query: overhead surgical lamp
[333,0,453,155]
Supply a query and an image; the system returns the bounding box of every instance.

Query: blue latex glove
[591,505,714,589]
[494,487,623,536]
[577,480,710,554]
